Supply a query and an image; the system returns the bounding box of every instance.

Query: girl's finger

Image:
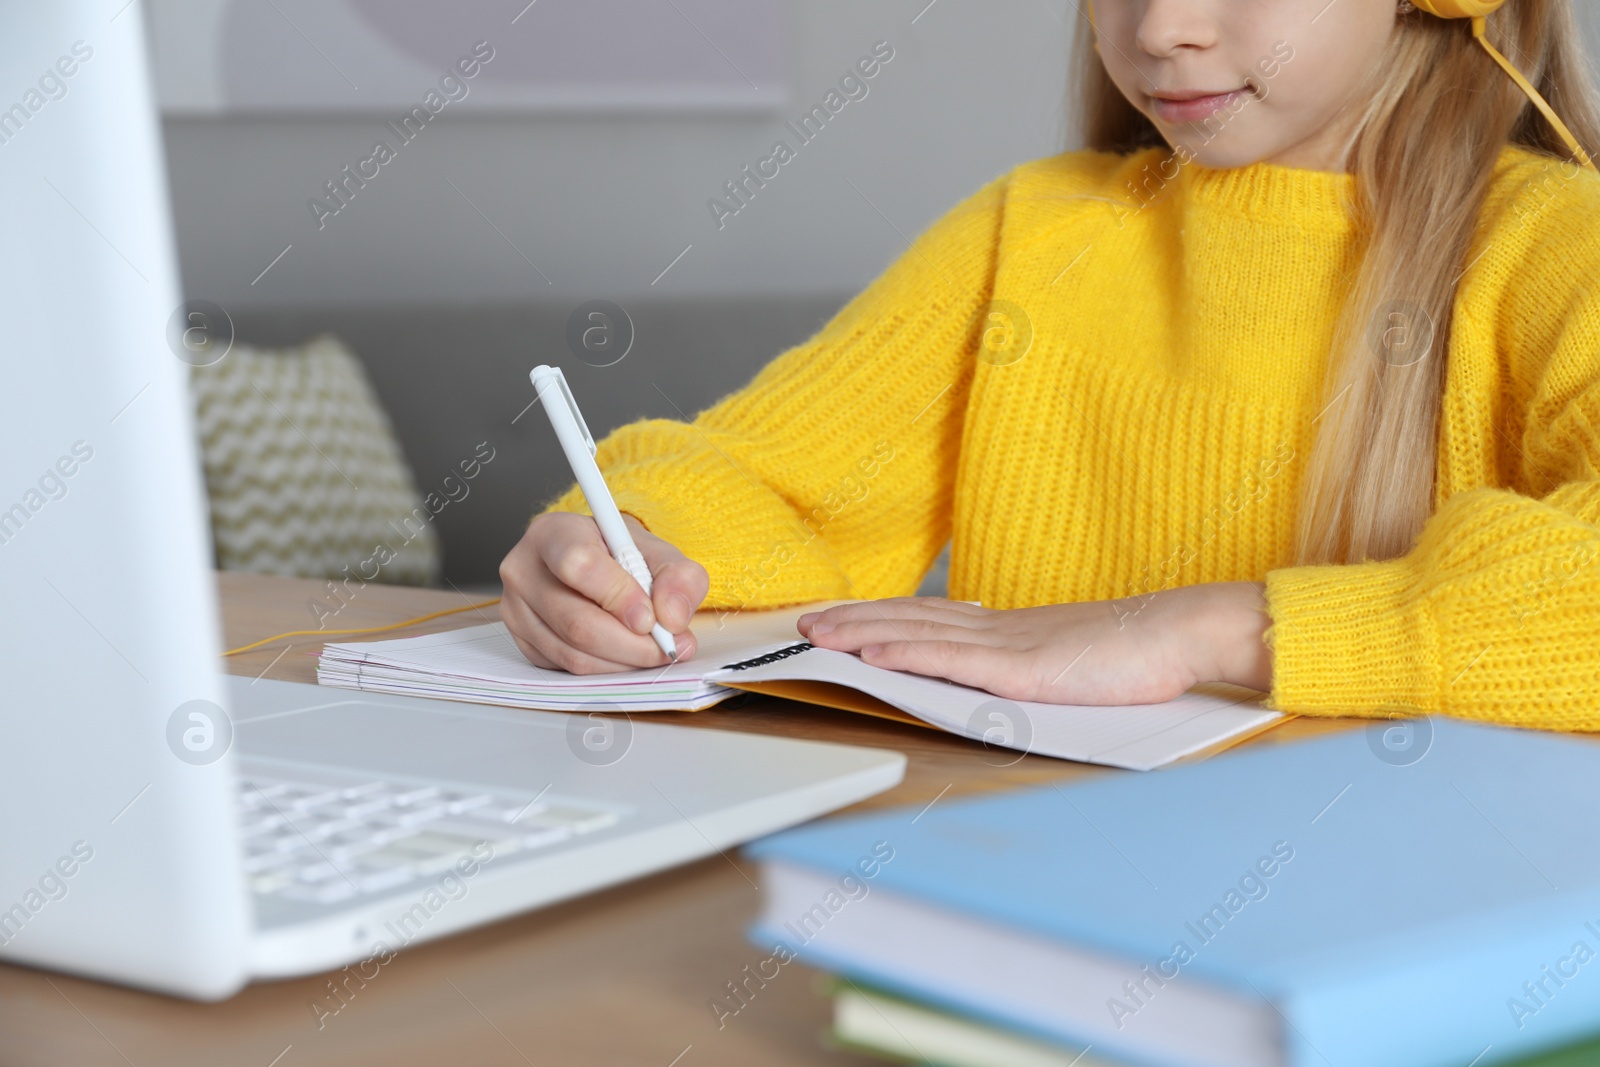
[507,629,558,671]
[858,639,1020,698]
[626,515,709,633]
[535,584,679,670]
[651,556,709,632]
[500,587,645,674]
[800,597,986,633]
[804,615,980,651]
[535,515,658,636]
[907,596,989,616]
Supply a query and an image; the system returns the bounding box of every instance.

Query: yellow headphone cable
[222,598,502,657]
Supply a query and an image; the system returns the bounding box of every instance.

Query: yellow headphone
[1409,0,1503,14]
[1416,0,1596,169]
[1085,0,1596,171]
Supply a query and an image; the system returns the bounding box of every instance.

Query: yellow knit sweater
[545,145,1600,730]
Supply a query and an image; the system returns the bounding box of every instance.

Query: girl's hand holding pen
[499,511,709,673]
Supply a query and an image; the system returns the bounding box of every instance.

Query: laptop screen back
[0,5,251,998]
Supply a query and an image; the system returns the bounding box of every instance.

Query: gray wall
[161,0,1082,308]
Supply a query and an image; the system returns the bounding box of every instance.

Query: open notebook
[316,604,1286,771]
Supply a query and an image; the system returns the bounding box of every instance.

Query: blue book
[743,717,1600,1067]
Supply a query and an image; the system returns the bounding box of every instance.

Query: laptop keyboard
[236,772,623,905]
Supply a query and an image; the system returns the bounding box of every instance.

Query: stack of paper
[316,605,821,712]
[316,603,1285,770]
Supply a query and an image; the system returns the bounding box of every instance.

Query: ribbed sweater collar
[1176,152,1359,229]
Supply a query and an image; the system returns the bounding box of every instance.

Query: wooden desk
[0,573,1354,1067]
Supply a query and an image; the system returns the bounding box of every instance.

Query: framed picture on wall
[151,0,792,114]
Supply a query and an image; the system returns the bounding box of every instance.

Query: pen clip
[531,364,596,456]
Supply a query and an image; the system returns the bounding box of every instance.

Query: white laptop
[0,7,904,1000]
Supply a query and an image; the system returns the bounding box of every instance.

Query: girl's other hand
[499,511,709,674]
[796,585,1271,705]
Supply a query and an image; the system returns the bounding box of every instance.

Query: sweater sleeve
[539,172,1011,610]
[1261,217,1600,730]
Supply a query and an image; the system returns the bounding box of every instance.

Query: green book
[828,982,1600,1067]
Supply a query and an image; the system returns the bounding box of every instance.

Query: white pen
[530,364,678,661]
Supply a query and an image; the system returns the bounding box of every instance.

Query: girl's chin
[1157,133,1310,173]
[1157,140,1250,169]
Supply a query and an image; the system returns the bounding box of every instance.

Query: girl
[499,0,1600,729]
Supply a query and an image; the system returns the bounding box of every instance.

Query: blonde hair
[1072,1,1600,564]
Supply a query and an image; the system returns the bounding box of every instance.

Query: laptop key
[351,847,417,872]
[283,881,359,904]
[269,831,317,854]
[392,785,441,806]
[326,832,385,855]
[463,801,542,824]
[294,861,345,883]
[398,829,489,855]
[395,805,448,828]
[442,792,493,814]
[342,796,398,819]
[305,817,364,841]
[289,788,346,811]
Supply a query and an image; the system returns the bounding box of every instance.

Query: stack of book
[743,716,1600,1067]
[820,981,1600,1067]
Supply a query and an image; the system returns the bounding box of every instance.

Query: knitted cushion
[189,334,440,586]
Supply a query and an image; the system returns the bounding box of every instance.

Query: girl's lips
[1150,88,1250,123]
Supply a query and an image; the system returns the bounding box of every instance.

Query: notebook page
[319,603,833,690]
[704,645,1283,771]
[311,671,733,712]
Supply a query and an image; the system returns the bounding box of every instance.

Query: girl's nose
[1135,0,1221,57]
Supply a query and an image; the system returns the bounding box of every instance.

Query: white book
[316,603,1284,770]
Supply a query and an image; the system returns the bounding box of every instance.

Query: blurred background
[152,0,1600,595]
[155,0,1081,595]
